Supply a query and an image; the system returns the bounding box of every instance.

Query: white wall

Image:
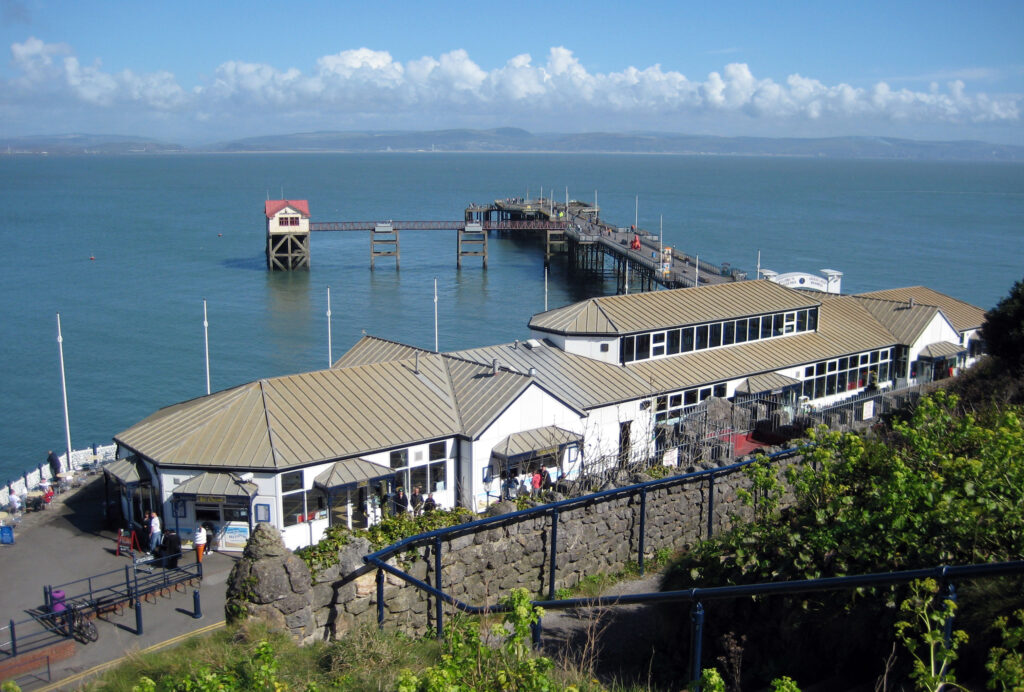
[559,335,620,364]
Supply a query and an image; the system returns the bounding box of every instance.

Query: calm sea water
[1,153,1022,482]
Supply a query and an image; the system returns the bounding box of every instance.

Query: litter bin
[51,589,66,613]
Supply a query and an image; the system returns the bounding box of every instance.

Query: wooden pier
[267,197,746,294]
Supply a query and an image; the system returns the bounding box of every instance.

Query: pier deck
[290,197,746,293]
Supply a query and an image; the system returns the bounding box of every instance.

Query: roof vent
[525,339,542,350]
[513,339,519,350]
[528,367,537,377]
[492,358,499,376]
[414,352,420,374]
[909,297,916,309]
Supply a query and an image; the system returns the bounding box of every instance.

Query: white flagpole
[695,255,700,287]
[434,277,439,352]
[660,215,664,278]
[56,314,73,471]
[544,266,549,311]
[625,263,630,295]
[326,286,333,367]
[756,250,761,280]
[203,299,211,395]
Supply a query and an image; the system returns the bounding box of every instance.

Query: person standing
[47,450,62,478]
[394,488,409,514]
[531,469,542,496]
[148,511,162,554]
[411,486,424,516]
[193,522,207,563]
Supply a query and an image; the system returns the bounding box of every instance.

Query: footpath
[0,477,237,691]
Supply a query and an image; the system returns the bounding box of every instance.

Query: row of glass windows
[621,308,819,364]
[654,383,728,423]
[800,350,893,400]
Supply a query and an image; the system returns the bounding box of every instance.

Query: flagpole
[544,266,549,311]
[56,314,73,471]
[326,286,333,367]
[434,277,439,352]
[203,299,210,395]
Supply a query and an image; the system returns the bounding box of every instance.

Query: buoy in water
[90,255,95,260]
[218,233,222,237]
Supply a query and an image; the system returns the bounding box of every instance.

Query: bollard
[193,589,202,619]
[135,597,143,635]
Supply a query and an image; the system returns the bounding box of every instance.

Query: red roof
[265,199,310,219]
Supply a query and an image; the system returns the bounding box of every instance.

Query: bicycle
[65,600,99,643]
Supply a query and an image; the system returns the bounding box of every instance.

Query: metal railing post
[9,620,16,658]
[706,474,715,540]
[135,597,143,635]
[943,581,958,649]
[434,536,443,639]
[376,568,385,628]
[638,488,647,575]
[689,601,705,690]
[548,509,559,600]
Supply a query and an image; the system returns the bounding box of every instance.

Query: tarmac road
[1,476,237,690]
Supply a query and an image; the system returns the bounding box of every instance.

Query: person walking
[148,511,162,555]
[47,450,62,478]
[193,522,207,563]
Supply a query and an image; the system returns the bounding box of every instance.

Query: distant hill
[203,129,1024,161]
[3,129,1022,161]
[0,133,185,155]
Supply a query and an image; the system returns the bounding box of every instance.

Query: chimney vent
[492,358,499,376]
[528,367,537,377]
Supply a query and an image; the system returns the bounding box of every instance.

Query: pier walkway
[281,195,747,293]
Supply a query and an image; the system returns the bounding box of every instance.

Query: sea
[1,153,1022,484]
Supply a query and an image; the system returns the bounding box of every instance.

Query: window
[281,470,309,527]
[281,470,302,492]
[807,308,819,331]
[428,461,447,492]
[713,383,726,398]
[772,313,784,337]
[709,323,722,348]
[722,321,735,345]
[429,442,446,461]
[760,317,773,339]
[600,343,609,353]
[667,329,681,355]
[622,336,635,363]
[682,327,694,352]
[635,334,651,360]
[652,332,666,357]
[696,325,709,350]
[390,450,408,469]
[796,310,808,332]
[734,320,748,344]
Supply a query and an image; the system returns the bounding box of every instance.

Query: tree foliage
[983,276,1024,375]
[661,391,1024,687]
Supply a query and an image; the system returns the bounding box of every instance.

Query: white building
[109,280,986,551]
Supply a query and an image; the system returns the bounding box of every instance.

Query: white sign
[771,272,830,292]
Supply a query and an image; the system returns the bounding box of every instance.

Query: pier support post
[370,224,399,270]
[457,223,487,269]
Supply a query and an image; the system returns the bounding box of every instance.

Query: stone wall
[232,452,803,641]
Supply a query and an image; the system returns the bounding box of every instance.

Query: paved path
[1,476,238,690]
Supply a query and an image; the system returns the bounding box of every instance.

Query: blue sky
[2,0,1022,144]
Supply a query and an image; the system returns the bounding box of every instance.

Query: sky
[1,0,1022,145]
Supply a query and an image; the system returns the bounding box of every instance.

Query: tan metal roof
[735,372,801,394]
[332,335,432,369]
[627,296,896,391]
[853,296,940,344]
[530,280,819,336]
[443,356,537,437]
[173,472,257,497]
[314,458,395,489]
[855,286,985,333]
[450,340,653,411]
[492,426,582,460]
[104,458,146,485]
[116,356,465,471]
[919,341,966,359]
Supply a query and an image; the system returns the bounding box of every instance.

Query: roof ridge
[258,379,282,469]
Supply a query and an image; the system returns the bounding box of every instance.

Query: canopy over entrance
[172,471,258,499]
[492,426,582,463]
[735,372,801,395]
[104,458,149,486]
[314,458,395,491]
[917,341,966,360]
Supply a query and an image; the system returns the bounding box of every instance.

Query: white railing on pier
[1,444,117,507]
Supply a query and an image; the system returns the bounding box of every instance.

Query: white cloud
[4,38,1021,139]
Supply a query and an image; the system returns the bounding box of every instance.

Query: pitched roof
[919,341,966,359]
[492,426,582,460]
[314,458,395,490]
[529,280,818,336]
[735,372,801,395]
[264,199,310,219]
[852,296,942,345]
[173,472,258,497]
[855,286,985,333]
[333,335,432,369]
[450,339,653,410]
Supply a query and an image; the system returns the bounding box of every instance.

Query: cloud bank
[4,38,1020,141]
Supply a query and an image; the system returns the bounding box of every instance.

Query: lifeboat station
[108,278,986,552]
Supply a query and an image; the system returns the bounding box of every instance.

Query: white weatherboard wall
[469,383,584,512]
[560,335,620,364]
[908,314,961,363]
[579,398,654,471]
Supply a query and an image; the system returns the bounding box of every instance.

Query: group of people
[146,510,210,565]
[501,466,553,500]
[391,486,438,516]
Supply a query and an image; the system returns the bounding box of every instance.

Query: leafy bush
[661,392,1024,687]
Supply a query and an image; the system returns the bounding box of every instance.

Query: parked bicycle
[65,600,98,643]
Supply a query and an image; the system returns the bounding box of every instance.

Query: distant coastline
[2,128,1022,162]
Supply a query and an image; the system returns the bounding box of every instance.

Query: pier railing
[2,444,116,509]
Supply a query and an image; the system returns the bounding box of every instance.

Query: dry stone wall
[233,452,802,641]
